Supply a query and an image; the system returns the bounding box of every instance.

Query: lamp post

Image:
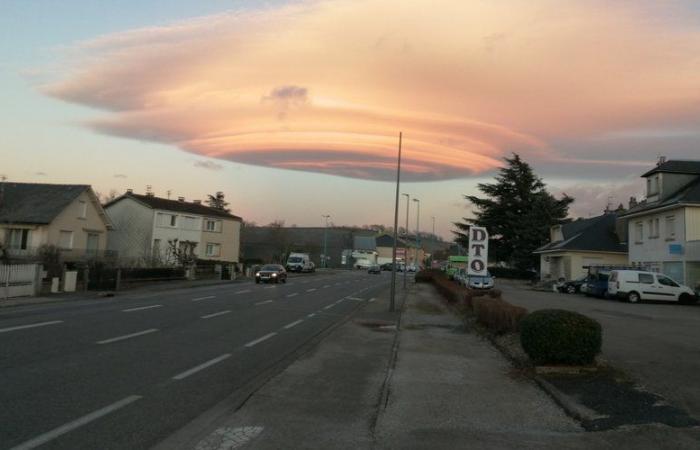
[401,193,410,288]
[389,132,403,312]
[413,198,420,269]
[322,215,330,268]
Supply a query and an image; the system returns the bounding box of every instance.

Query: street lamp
[389,132,403,312]
[401,193,410,288]
[413,198,420,269]
[322,215,331,268]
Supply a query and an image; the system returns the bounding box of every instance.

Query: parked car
[368,264,381,274]
[467,273,495,290]
[380,263,394,271]
[583,271,610,298]
[255,264,287,284]
[558,276,588,294]
[453,268,468,286]
[608,270,697,304]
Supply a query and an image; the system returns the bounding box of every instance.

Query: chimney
[146,185,154,197]
[178,196,185,202]
[629,196,638,209]
[126,188,133,194]
[193,200,202,205]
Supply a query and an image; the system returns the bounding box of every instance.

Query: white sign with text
[467,227,489,276]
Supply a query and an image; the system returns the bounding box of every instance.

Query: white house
[105,191,242,265]
[618,159,700,289]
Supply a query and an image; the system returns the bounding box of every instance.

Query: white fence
[1,264,39,299]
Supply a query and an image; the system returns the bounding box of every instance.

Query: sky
[2,0,700,239]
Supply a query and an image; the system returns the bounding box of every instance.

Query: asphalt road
[499,282,700,420]
[0,270,390,450]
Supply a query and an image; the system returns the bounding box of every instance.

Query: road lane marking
[334,283,342,286]
[9,395,142,450]
[286,293,298,298]
[323,285,331,288]
[0,320,63,334]
[244,332,277,348]
[97,328,158,345]
[192,296,216,302]
[306,288,317,292]
[263,286,276,289]
[346,297,364,301]
[323,304,335,310]
[122,305,163,312]
[255,300,274,306]
[172,354,231,380]
[234,289,251,294]
[201,310,232,319]
[369,298,377,303]
[283,320,303,329]
[307,313,316,318]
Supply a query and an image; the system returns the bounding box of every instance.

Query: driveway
[499,281,700,419]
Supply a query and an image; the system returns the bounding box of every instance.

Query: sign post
[467,227,489,276]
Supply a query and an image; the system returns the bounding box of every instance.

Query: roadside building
[375,233,427,266]
[618,159,700,288]
[104,191,241,265]
[0,182,112,261]
[534,212,628,281]
[351,235,377,268]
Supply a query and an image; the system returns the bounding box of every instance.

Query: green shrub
[472,297,527,334]
[520,309,602,365]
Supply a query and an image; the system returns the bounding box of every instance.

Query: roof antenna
[166,190,172,199]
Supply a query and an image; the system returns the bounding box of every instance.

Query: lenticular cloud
[43,0,700,180]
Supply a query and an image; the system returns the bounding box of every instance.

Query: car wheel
[679,293,697,305]
[566,285,576,294]
[627,291,641,303]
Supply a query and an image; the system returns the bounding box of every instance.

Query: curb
[533,376,603,423]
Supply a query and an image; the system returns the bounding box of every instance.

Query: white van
[286,253,315,273]
[608,270,697,304]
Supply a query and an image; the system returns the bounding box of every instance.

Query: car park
[608,270,697,304]
[255,264,287,284]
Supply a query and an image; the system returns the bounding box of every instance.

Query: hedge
[488,267,537,280]
[472,297,527,335]
[520,309,602,365]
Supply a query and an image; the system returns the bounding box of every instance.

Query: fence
[1,264,39,299]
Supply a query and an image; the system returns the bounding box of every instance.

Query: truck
[445,255,468,280]
[286,253,315,273]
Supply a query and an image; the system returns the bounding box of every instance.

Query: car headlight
[255,272,261,276]
[272,273,277,277]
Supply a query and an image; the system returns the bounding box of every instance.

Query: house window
[647,175,659,196]
[181,216,199,231]
[59,230,74,249]
[6,228,30,250]
[78,200,87,219]
[205,243,221,257]
[205,220,221,232]
[86,233,99,255]
[635,222,643,243]
[648,218,659,238]
[665,216,676,240]
[170,215,177,227]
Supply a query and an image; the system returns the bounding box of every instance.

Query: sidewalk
[159,282,700,450]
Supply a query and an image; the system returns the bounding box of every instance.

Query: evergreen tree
[453,154,573,270]
[206,191,230,212]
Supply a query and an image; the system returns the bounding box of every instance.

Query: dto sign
[467,227,489,276]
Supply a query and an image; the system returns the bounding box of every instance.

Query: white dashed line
[369,298,377,303]
[306,288,317,292]
[122,305,163,312]
[96,328,158,345]
[323,285,331,288]
[244,332,277,348]
[0,320,63,334]
[263,286,276,289]
[201,310,232,319]
[234,289,251,294]
[255,300,274,306]
[307,313,316,318]
[346,297,364,301]
[9,395,142,450]
[286,293,299,298]
[283,320,303,329]
[172,354,231,380]
[323,304,335,310]
[192,296,215,302]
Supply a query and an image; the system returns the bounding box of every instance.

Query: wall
[539,251,627,280]
[48,190,109,255]
[105,197,154,261]
[628,207,686,263]
[201,217,241,263]
[151,209,202,258]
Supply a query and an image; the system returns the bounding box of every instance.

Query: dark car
[255,264,287,284]
[368,264,381,274]
[380,263,393,271]
[584,271,610,298]
[558,276,587,294]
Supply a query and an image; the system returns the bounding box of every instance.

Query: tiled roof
[620,176,700,217]
[108,193,242,220]
[641,160,700,178]
[534,213,627,254]
[0,182,89,224]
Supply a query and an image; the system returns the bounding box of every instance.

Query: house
[0,182,112,261]
[534,212,628,281]
[618,159,700,288]
[104,191,242,265]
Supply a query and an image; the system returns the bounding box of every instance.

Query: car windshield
[288,257,303,263]
[261,265,280,271]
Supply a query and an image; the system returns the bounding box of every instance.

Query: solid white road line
[263,286,276,289]
[307,313,316,318]
[192,296,216,302]
[244,332,277,348]
[283,320,303,329]
[255,300,274,306]
[172,354,231,380]
[9,395,142,450]
[122,305,163,312]
[306,288,317,292]
[96,328,158,345]
[323,285,331,288]
[346,297,364,301]
[234,289,251,294]
[0,320,63,334]
[286,293,298,298]
[201,310,232,319]
[323,304,335,310]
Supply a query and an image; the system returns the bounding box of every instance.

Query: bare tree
[166,239,198,266]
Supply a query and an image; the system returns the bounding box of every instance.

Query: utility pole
[431,216,436,237]
[401,193,410,289]
[389,132,402,312]
[413,198,420,269]
[322,214,331,268]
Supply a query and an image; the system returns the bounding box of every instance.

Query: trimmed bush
[520,309,602,365]
[472,297,527,334]
[414,270,434,283]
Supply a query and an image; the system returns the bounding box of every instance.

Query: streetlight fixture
[322,215,331,268]
[401,193,410,289]
[413,198,420,269]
